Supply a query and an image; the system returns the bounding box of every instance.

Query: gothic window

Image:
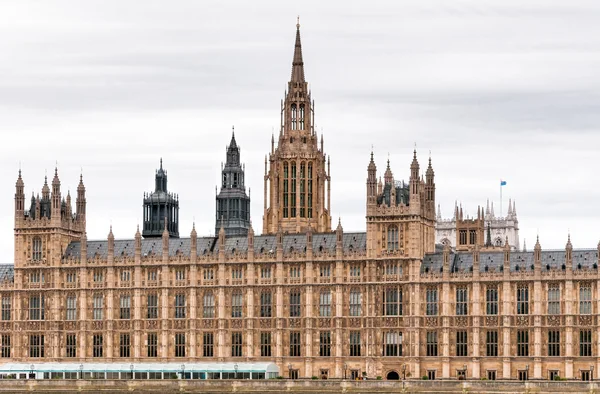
[120,270,130,282]
[231,332,243,357]
[300,162,306,217]
[202,333,213,357]
[231,291,243,318]
[289,291,301,317]
[261,267,271,278]
[175,293,186,319]
[175,333,186,357]
[349,289,362,316]
[580,330,592,356]
[580,283,592,315]
[147,293,158,319]
[1,296,11,321]
[299,104,305,130]
[384,331,402,356]
[260,332,271,357]
[319,331,331,357]
[307,162,313,218]
[494,237,502,247]
[260,291,272,318]
[29,334,44,358]
[517,330,529,356]
[459,230,467,245]
[387,225,399,251]
[456,331,468,356]
[290,331,301,357]
[516,285,529,315]
[289,266,301,278]
[147,333,158,357]
[383,288,402,316]
[486,286,498,315]
[283,162,289,218]
[291,162,297,217]
[119,334,130,358]
[119,295,131,320]
[66,296,77,321]
[456,287,468,316]
[469,230,477,245]
[92,334,103,358]
[426,288,438,316]
[291,104,297,130]
[66,334,77,358]
[486,330,498,357]
[319,291,331,317]
[319,264,331,277]
[426,331,438,356]
[548,331,560,357]
[32,237,42,261]
[547,285,560,314]
[349,331,361,357]
[29,294,44,320]
[203,292,214,318]
[175,269,185,281]
[203,268,214,280]
[1,334,10,358]
[350,264,360,277]
[93,295,103,320]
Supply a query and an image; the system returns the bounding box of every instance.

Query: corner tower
[142,159,179,238]
[262,21,331,234]
[215,129,251,236]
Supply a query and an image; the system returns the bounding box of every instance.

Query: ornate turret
[215,129,251,237]
[15,169,25,222]
[366,151,377,206]
[143,159,179,238]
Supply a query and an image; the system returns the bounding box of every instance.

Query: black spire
[143,159,179,238]
[485,222,493,247]
[216,128,251,236]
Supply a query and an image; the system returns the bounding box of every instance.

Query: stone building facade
[1,22,599,382]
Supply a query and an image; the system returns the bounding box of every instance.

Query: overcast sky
[1,0,599,261]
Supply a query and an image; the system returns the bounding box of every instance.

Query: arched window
[307,162,313,218]
[349,289,362,316]
[203,292,215,318]
[290,161,297,217]
[300,162,306,217]
[283,162,289,218]
[299,104,305,130]
[494,237,502,247]
[291,104,297,130]
[32,237,42,261]
[387,226,398,251]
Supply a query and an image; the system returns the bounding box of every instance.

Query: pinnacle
[290,20,305,83]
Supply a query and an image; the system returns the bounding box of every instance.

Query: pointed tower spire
[384,157,393,185]
[291,17,305,83]
[522,238,527,252]
[485,222,493,247]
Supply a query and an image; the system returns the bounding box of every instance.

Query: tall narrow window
[147,333,158,358]
[384,331,402,356]
[459,230,467,245]
[387,226,398,251]
[291,104,297,130]
[231,332,243,357]
[147,294,158,319]
[580,330,592,356]
[203,332,214,357]
[426,331,438,356]
[29,334,44,358]
[319,331,331,357]
[580,283,592,315]
[66,296,77,321]
[231,291,243,318]
[283,162,289,218]
[175,294,186,319]
[120,334,130,358]
[203,292,214,318]
[469,230,477,245]
[0,334,10,358]
[2,296,11,321]
[175,333,186,357]
[426,288,438,316]
[517,330,529,356]
[299,104,305,130]
[486,286,498,315]
[260,291,272,318]
[307,163,313,218]
[32,237,42,261]
[291,162,297,217]
[547,285,560,315]
[517,286,529,315]
[66,334,77,358]
[349,290,362,317]
[289,291,301,317]
[548,331,560,357]
[319,291,331,317]
[456,287,468,316]
[384,288,402,316]
[456,331,468,356]
[290,332,301,357]
[300,162,306,217]
[260,332,271,357]
[486,330,498,357]
[29,294,44,320]
[119,295,131,319]
[349,331,361,357]
[93,295,103,320]
[92,334,103,358]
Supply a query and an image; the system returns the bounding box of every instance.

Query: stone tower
[365,151,436,259]
[262,21,331,234]
[14,168,86,269]
[142,159,179,238]
[215,129,251,236]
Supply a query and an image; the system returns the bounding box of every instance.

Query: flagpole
[500,180,502,218]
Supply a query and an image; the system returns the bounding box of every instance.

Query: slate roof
[63,232,367,260]
[0,265,14,283]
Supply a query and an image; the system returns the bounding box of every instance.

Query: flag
[500,180,507,186]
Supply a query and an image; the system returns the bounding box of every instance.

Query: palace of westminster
[2,23,599,382]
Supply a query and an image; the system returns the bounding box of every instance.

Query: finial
[232,125,235,136]
[160,157,163,170]
[297,15,300,29]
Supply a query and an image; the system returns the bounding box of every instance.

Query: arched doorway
[386,371,400,380]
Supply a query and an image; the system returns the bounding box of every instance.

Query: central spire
[291,17,305,83]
